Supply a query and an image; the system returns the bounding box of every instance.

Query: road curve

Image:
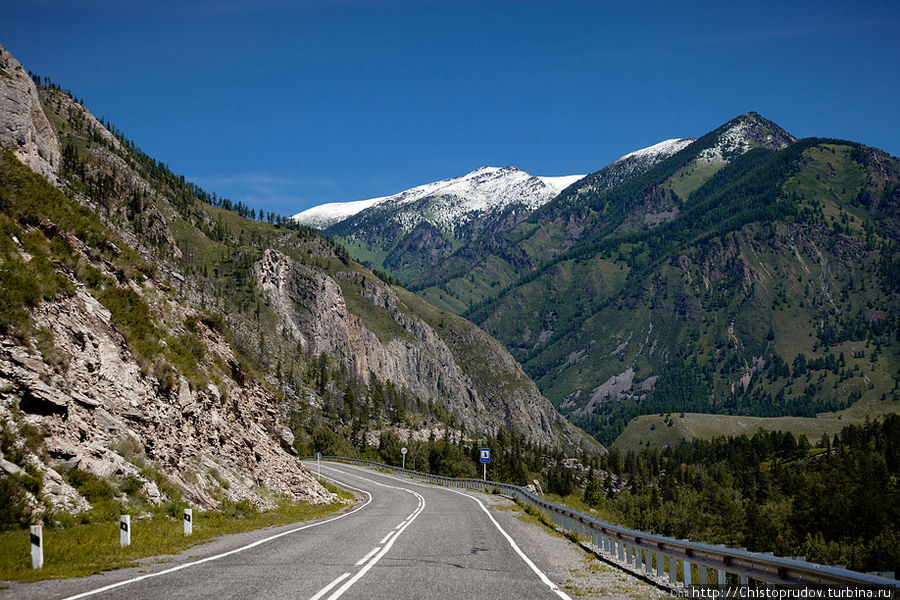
[6,462,590,600]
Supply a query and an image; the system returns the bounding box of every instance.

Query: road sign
[401,447,407,454]
[480,448,490,463]
[401,446,408,469]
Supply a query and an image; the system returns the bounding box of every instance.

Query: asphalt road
[5,463,653,600]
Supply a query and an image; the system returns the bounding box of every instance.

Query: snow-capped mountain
[291,197,384,230]
[567,137,695,198]
[293,165,584,231]
[616,137,695,167]
[696,112,796,163]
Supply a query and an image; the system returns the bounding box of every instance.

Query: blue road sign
[480,448,490,463]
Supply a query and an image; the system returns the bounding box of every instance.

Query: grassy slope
[472,140,897,445]
[614,394,900,451]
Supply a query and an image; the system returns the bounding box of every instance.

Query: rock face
[0,285,332,513]
[0,44,60,184]
[254,249,595,451]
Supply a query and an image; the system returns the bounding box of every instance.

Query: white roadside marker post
[120,514,131,547]
[30,525,43,569]
[184,508,193,536]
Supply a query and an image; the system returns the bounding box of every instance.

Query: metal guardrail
[313,456,899,592]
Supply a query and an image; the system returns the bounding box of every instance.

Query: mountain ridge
[311,107,898,447]
[292,165,584,231]
[0,43,599,525]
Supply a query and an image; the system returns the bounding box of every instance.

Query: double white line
[308,467,426,600]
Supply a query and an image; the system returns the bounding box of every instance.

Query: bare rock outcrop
[0,285,332,514]
[255,249,597,451]
[0,44,60,184]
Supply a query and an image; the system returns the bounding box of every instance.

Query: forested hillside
[577,415,900,575]
[417,114,898,445]
[0,43,597,529]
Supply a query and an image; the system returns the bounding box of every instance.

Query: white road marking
[330,462,573,600]
[307,572,350,600]
[354,546,381,566]
[317,466,426,600]
[378,532,393,544]
[444,487,573,600]
[60,479,373,600]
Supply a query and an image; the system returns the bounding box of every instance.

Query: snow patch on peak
[538,174,586,195]
[616,138,694,163]
[698,121,755,164]
[294,166,585,232]
[291,198,385,229]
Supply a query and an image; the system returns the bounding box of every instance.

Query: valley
[0,32,897,588]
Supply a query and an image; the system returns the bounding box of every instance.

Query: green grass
[494,501,566,539]
[332,236,390,272]
[613,395,900,451]
[0,497,349,582]
[666,156,727,201]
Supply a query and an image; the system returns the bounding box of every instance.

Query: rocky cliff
[254,248,595,451]
[0,45,60,184]
[0,42,599,522]
[0,47,332,515]
[1,284,329,513]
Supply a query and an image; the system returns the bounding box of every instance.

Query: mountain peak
[720,112,796,151]
[295,165,585,231]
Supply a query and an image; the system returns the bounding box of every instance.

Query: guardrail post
[30,525,43,569]
[319,456,900,593]
[184,508,193,536]
[120,514,131,547]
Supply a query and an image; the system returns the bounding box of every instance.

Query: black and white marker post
[120,514,131,547]
[184,508,192,536]
[30,524,43,569]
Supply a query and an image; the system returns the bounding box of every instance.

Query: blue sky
[3,0,898,215]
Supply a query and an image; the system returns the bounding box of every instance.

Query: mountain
[295,166,583,231]
[461,113,899,445]
[0,44,598,525]
[300,166,584,287]
[0,44,331,516]
[320,109,898,448]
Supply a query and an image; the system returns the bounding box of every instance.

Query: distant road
[9,463,659,600]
